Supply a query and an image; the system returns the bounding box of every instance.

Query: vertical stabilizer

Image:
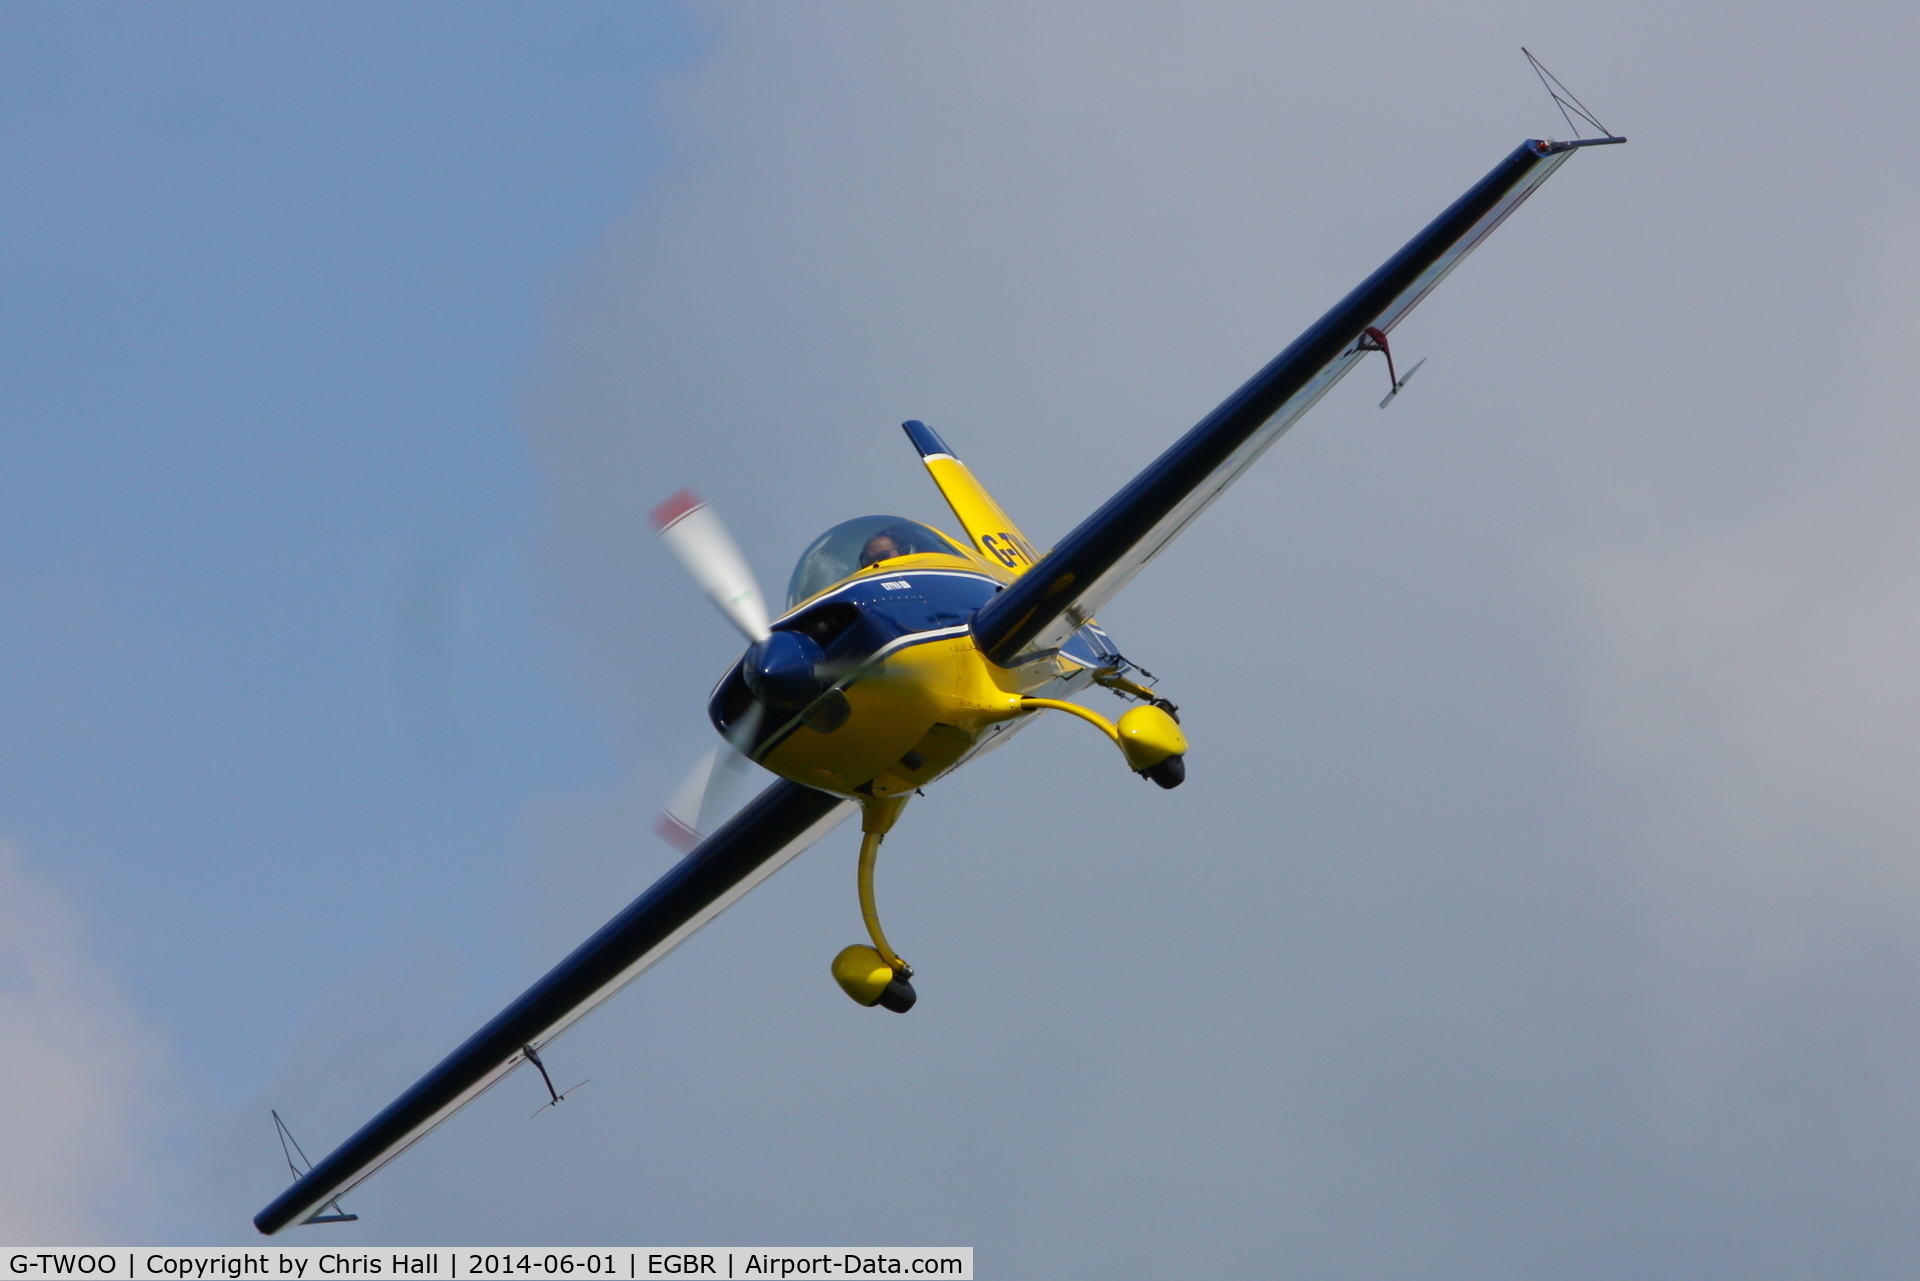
[901,420,1039,577]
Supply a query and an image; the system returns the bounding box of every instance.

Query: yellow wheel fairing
[1116,703,1187,771]
[830,944,894,1006]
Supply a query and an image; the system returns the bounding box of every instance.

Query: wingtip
[1534,135,1628,154]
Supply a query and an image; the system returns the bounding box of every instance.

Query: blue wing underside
[253,780,853,1235]
[970,138,1587,669]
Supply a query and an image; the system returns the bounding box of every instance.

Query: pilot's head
[859,532,902,567]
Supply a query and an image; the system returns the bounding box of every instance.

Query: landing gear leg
[1017,695,1188,789]
[832,796,918,1012]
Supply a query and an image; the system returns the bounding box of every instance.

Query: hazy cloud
[0,838,175,1242]
[329,2,1920,1271]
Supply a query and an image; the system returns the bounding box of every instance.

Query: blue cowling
[743,630,825,709]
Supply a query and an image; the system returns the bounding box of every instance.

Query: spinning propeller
[650,489,771,643]
[650,489,776,850]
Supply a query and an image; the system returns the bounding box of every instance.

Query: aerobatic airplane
[257,123,1623,1234]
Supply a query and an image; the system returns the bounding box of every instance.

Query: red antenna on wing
[1358,325,1427,409]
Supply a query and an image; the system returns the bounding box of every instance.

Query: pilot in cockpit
[858,532,902,568]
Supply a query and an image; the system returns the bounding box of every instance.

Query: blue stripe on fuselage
[710,569,1126,757]
[786,569,1001,646]
[710,570,1001,751]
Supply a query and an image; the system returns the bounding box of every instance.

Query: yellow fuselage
[739,549,1097,801]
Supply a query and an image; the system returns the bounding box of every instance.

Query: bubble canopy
[785,515,963,607]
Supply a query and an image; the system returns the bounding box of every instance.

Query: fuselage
[709,544,1116,800]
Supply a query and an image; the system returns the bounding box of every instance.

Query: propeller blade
[656,743,761,853]
[657,748,719,852]
[651,489,771,642]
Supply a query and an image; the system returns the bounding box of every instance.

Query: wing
[254,780,854,1235]
[970,137,1603,668]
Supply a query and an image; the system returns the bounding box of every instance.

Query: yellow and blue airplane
[257,126,1622,1234]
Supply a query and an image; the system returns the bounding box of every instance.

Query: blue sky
[0,2,696,1224]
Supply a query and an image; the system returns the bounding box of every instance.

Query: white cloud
[1568,224,1920,979]
[0,838,174,1242]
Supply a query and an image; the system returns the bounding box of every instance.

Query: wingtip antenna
[271,1109,310,1183]
[272,1109,359,1225]
[1522,47,1621,143]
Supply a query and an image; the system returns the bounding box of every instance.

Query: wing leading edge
[254,780,853,1235]
[970,137,1604,667]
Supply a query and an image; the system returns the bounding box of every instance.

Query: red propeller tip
[654,811,701,853]
[650,488,705,533]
